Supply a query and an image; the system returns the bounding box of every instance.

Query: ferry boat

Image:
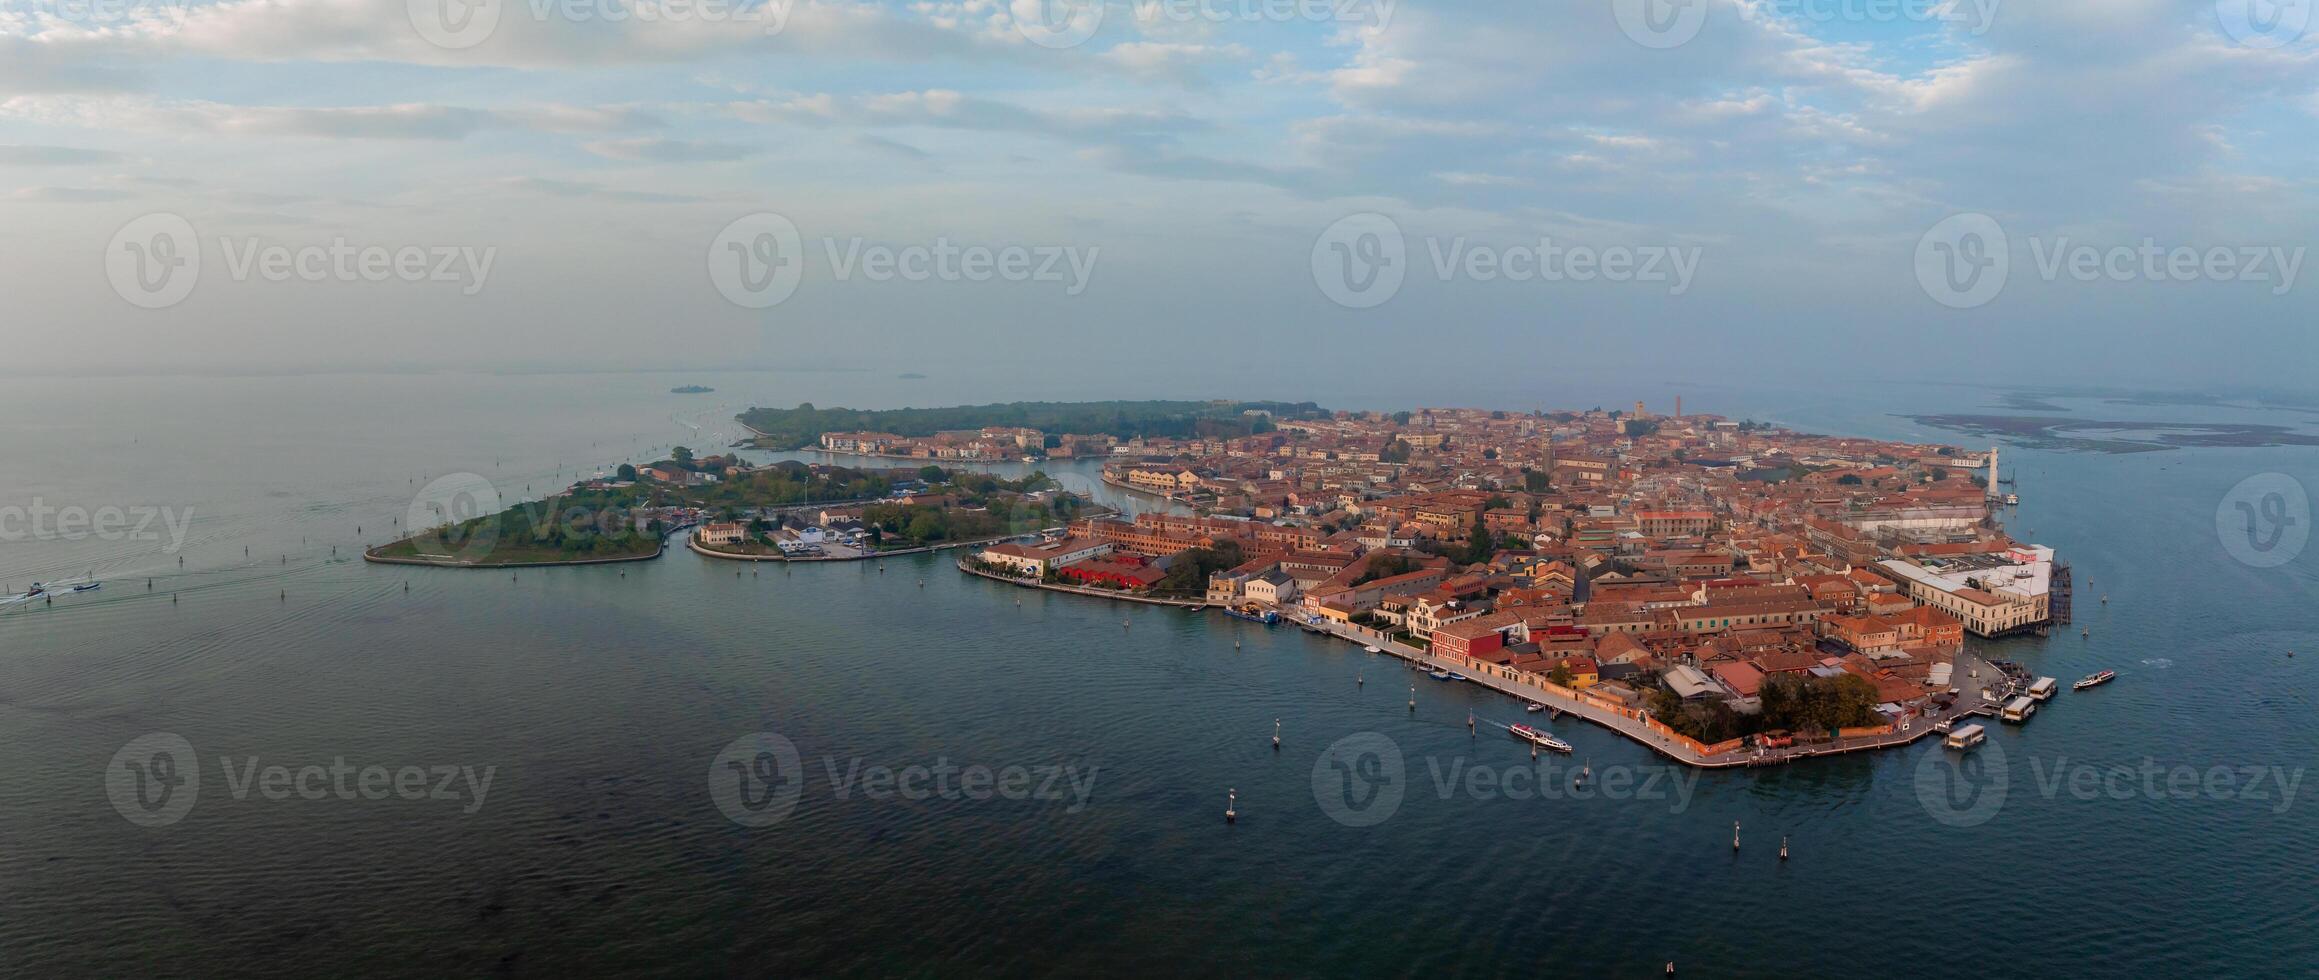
[2000,696,2037,724]
[1944,723,1987,750]
[2073,669,2117,690]
[1508,724,1573,753]
[1223,607,1279,626]
[2026,676,2059,701]
[1427,670,1453,681]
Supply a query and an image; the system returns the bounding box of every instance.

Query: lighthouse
[1986,446,2001,500]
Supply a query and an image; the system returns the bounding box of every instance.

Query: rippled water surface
[2,373,2314,977]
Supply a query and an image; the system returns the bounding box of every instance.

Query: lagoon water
[2,372,2315,977]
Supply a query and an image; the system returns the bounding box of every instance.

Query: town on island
[371,398,2085,767]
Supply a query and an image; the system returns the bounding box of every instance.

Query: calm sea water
[2,372,2314,977]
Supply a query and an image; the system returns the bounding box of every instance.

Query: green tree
[616,463,638,481]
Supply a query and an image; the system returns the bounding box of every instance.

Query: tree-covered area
[1645,672,1884,743]
[738,400,1326,450]
[860,489,1084,547]
[372,490,663,564]
[1151,539,1245,595]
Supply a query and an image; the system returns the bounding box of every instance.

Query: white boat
[2000,696,2036,723]
[1508,724,1573,753]
[1944,723,1986,750]
[1427,670,1453,681]
[69,582,101,593]
[2073,669,2116,690]
[2027,676,2058,701]
[1525,703,1545,713]
[1448,672,1469,682]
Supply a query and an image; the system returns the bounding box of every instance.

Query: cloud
[0,144,125,165]
[583,137,758,161]
[11,185,135,201]
[0,97,664,140]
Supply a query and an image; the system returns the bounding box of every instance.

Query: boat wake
[2140,658,2174,669]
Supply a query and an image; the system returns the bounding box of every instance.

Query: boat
[1525,703,1544,713]
[1447,672,1469,682]
[1944,723,1986,750]
[68,582,101,593]
[1363,645,1382,654]
[2026,676,2058,701]
[1508,724,1573,753]
[1223,607,1279,626]
[2073,669,2117,690]
[1427,670,1453,681]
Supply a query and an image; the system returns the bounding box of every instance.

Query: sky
[0,0,2314,393]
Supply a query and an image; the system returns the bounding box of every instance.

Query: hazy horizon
[4,0,2315,389]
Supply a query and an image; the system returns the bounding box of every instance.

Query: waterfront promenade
[955,561,1209,608]
[1290,615,1995,768]
[954,553,1994,768]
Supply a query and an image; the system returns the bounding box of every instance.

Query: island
[786,397,2078,768]
[670,385,715,394]
[367,448,1094,567]
[738,399,1326,457]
